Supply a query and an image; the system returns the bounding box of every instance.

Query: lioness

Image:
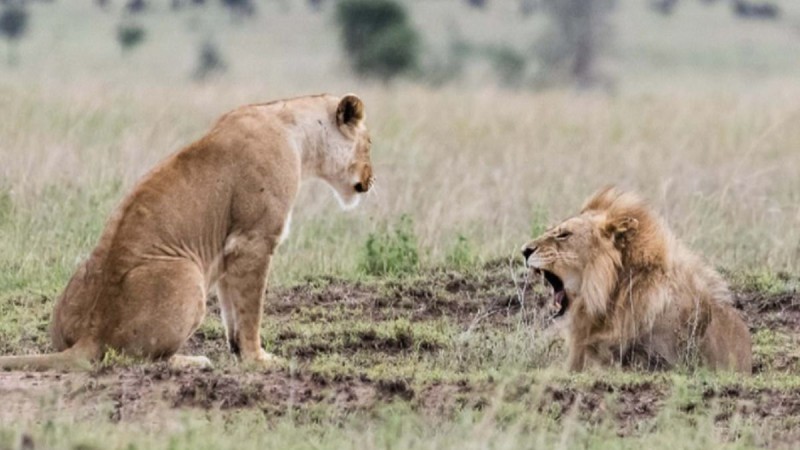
[522,187,751,373]
[0,94,373,370]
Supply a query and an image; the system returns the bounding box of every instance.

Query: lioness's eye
[556,231,572,240]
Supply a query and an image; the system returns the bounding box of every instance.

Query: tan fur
[522,187,751,373]
[0,94,374,371]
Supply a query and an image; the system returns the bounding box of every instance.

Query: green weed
[359,215,420,277]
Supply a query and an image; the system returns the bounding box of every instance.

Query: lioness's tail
[0,340,99,371]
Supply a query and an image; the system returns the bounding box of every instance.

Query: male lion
[521,187,751,373]
[0,93,374,371]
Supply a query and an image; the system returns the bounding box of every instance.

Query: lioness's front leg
[218,233,277,366]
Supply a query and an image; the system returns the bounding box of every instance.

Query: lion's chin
[332,188,362,211]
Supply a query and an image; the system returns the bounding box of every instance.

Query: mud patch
[4,265,800,444]
[736,290,800,332]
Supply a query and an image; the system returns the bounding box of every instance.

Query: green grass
[2,2,800,449]
[0,403,757,450]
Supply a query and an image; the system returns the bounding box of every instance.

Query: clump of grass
[99,348,137,369]
[359,215,419,277]
[196,317,225,341]
[730,270,792,294]
[445,234,479,270]
[752,328,797,372]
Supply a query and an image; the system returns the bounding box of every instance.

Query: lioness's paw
[169,355,213,370]
[242,349,284,370]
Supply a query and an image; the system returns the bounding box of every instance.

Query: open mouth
[535,269,569,318]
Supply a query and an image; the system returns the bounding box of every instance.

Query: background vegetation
[0,1,798,449]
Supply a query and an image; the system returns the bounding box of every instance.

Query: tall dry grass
[1,1,799,292]
[2,83,799,291]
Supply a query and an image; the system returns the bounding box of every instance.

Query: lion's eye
[556,231,572,240]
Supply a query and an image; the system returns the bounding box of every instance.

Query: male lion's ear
[336,94,365,128]
[605,217,639,241]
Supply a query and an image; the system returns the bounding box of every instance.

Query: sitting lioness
[0,94,374,370]
[522,187,751,373]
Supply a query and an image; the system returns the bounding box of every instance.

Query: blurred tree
[649,0,779,20]
[486,45,527,88]
[465,0,487,9]
[117,21,146,54]
[732,0,779,20]
[519,0,539,16]
[536,0,615,89]
[0,3,28,66]
[651,0,679,15]
[169,0,207,11]
[424,30,470,87]
[335,0,419,82]
[170,0,207,10]
[308,0,323,12]
[126,0,148,14]
[193,39,227,81]
[221,0,256,18]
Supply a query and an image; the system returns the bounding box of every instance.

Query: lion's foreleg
[566,339,587,372]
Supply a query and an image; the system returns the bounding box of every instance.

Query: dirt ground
[2,263,799,442]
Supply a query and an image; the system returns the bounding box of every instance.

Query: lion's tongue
[554,290,565,309]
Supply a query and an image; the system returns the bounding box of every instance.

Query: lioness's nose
[354,182,367,193]
[522,245,537,260]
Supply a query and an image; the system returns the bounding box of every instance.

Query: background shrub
[116,22,146,53]
[193,39,227,81]
[0,3,28,65]
[335,0,419,81]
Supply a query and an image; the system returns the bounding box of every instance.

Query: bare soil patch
[3,263,800,441]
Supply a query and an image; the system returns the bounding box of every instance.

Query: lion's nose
[354,182,367,193]
[522,246,537,260]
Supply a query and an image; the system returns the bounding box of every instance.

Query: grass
[0,403,757,450]
[3,85,800,293]
[2,1,800,449]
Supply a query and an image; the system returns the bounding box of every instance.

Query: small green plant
[359,215,419,276]
[446,234,479,270]
[99,348,137,368]
[335,0,420,81]
[735,270,790,294]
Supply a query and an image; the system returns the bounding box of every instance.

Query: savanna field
[1,1,800,449]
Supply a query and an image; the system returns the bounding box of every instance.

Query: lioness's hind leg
[107,260,207,361]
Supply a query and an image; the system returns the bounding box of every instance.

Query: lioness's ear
[605,217,638,240]
[336,94,365,128]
